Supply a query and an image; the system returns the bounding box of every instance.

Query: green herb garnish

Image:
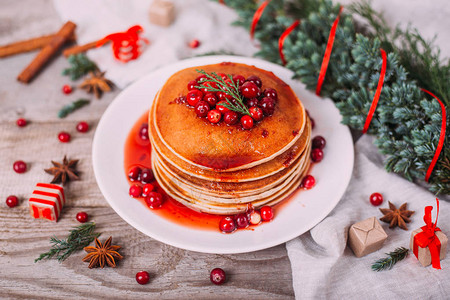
[62,54,98,81]
[371,247,409,271]
[58,99,90,118]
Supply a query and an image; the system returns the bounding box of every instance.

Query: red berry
[260,206,274,221]
[217,101,230,114]
[210,268,226,285]
[16,118,27,127]
[139,124,149,141]
[128,166,142,181]
[76,211,89,223]
[203,93,217,107]
[235,213,249,229]
[62,84,72,94]
[246,75,262,88]
[310,118,315,129]
[370,193,384,206]
[263,88,278,100]
[13,160,27,173]
[223,111,238,125]
[187,80,197,91]
[241,115,254,129]
[6,195,19,208]
[259,97,276,116]
[140,168,154,184]
[249,211,261,225]
[145,192,164,208]
[76,121,89,133]
[58,131,71,143]
[249,106,263,121]
[189,39,200,48]
[136,271,150,285]
[311,148,324,162]
[187,90,203,106]
[246,98,259,108]
[207,110,221,124]
[219,216,236,233]
[312,136,326,150]
[301,175,316,189]
[241,81,260,99]
[217,91,233,102]
[196,75,207,83]
[217,73,228,80]
[232,74,245,86]
[142,184,155,197]
[129,185,143,198]
[195,101,210,117]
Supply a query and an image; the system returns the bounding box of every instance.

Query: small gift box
[29,183,65,222]
[348,217,388,257]
[410,198,447,269]
[149,0,175,27]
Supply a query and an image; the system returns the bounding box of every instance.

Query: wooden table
[0,1,294,298]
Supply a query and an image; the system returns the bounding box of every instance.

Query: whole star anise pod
[44,155,80,185]
[379,201,415,230]
[82,236,123,269]
[79,71,113,99]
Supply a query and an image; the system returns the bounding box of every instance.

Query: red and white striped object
[29,183,65,221]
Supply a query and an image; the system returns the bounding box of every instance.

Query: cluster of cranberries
[128,166,164,209]
[219,206,274,233]
[181,73,278,130]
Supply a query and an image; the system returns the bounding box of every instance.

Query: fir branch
[371,247,409,271]
[35,222,100,263]
[195,69,250,116]
[62,54,98,81]
[58,99,90,118]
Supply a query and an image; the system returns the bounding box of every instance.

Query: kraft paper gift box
[348,217,388,257]
[149,0,175,27]
[410,227,447,267]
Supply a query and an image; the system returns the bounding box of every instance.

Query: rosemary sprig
[58,99,90,118]
[35,222,100,263]
[195,69,250,116]
[371,247,409,271]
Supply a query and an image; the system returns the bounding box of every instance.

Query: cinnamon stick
[17,21,77,83]
[63,40,109,57]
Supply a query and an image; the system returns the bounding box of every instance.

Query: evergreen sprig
[62,54,98,80]
[58,99,90,118]
[35,222,100,263]
[371,247,409,271]
[195,69,250,116]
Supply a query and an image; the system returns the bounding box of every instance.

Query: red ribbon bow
[413,198,442,269]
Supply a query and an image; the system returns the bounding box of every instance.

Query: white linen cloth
[54,1,450,299]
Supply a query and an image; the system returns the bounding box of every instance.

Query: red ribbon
[278,20,300,65]
[420,89,447,182]
[362,49,387,133]
[315,6,343,96]
[413,198,442,269]
[250,1,270,40]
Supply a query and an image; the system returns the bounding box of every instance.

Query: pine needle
[58,99,90,118]
[371,247,409,271]
[62,54,98,81]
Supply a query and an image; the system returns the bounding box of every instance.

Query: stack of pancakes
[149,63,311,215]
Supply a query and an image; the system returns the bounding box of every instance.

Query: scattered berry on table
[76,121,89,133]
[76,211,89,223]
[136,271,150,285]
[62,84,73,94]
[210,268,226,285]
[58,131,71,143]
[301,175,316,189]
[13,160,27,173]
[189,39,200,48]
[6,195,19,208]
[16,118,27,127]
[369,192,383,206]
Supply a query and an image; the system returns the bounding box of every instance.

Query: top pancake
[153,62,306,172]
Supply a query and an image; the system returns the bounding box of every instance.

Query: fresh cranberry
[312,136,326,149]
[241,81,260,99]
[142,184,155,197]
[249,107,263,121]
[310,118,315,129]
[210,268,226,285]
[246,75,262,88]
[217,101,230,114]
[196,75,207,83]
[13,160,27,173]
[187,90,203,106]
[6,195,19,208]
[138,124,149,141]
[129,185,143,198]
[259,97,276,116]
[136,271,150,285]
[62,84,72,94]
[232,74,245,86]
[249,211,261,225]
[207,110,221,124]
[235,213,249,228]
[203,93,218,107]
[16,118,27,127]
[199,81,218,94]
[189,39,200,48]
[217,73,228,80]
[217,91,233,102]
[370,193,384,206]
[260,206,274,221]
[263,88,278,100]
[301,175,316,189]
[145,192,164,208]
[58,131,71,143]
[140,168,154,184]
[311,148,324,162]
[195,101,210,117]
[128,166,142,181]
[76,211,89,223]
[76,121,89,133]
[223,111,238,125]
[241,115,254,129]
[219,216,236,233]
[187,80,197,91]
[246,98,259,107]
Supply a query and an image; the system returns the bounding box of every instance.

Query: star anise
[82,236,123,269]
[44,155,80,185]
[379,201,415,230]
[79,71,113,99]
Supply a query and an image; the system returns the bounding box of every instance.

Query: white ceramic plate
[92,55,354,254]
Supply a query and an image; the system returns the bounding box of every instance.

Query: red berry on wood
[263,88,278,100]
[311,148,324,162]
[139,124,149,141]
[195,101,210,117]
[187,80,197,91]
[62,84,72,94]
[301,175,316,189]
[76,121,89,133]
[16,118,27,127]
[129,185,143,198]
[223,111,238,125]
[189,39,200,48]
[187,90,203,106]
[241,115,254,130]
[210,268,226,285]
[249,106,263,121]
[13,160,27,173]
[259,97,276,116]
[246,75,262,88]
[370,193,384,206]
[207,109,221,124]
[140,168,154,184]
[312,136,326,150]
[142,184,155,197]
[241,81,260,99]
[136,271,150,285]
[232,74,245,86]
[235,213,249,229]
[260,206,274,221]
[76,211,89,223]
[203,93,218,107]
[128,166,142,181]
[219,216,236,233]
[145,192,164,208]
[58,131,71,143]
[6,195,19,208]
